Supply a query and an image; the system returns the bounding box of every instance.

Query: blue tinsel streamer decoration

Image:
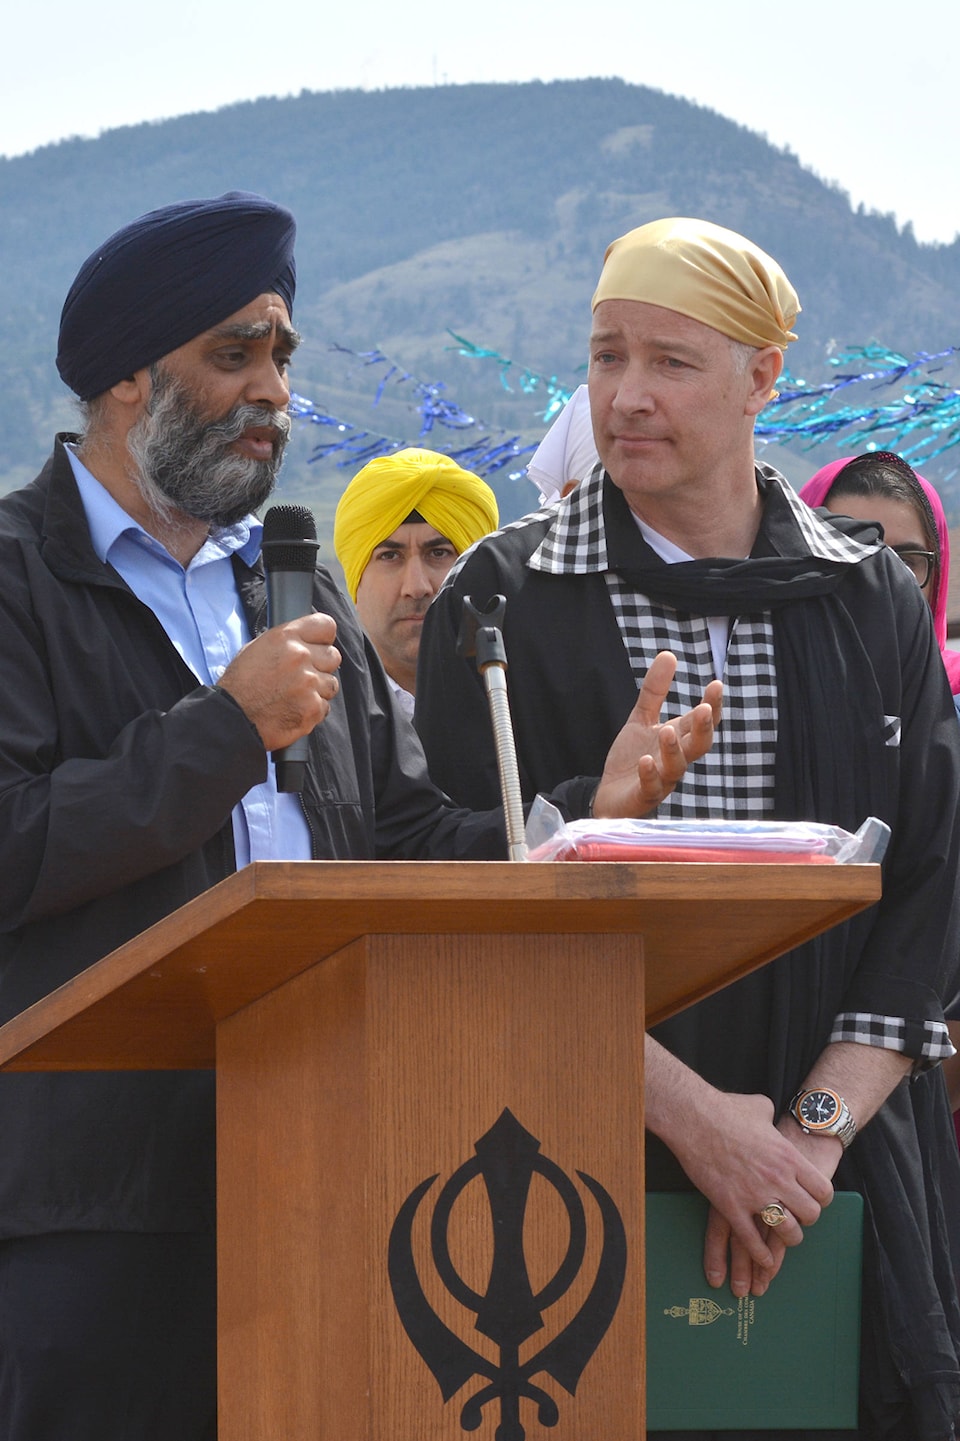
[445,331,574,420]
[754,344,960,474]
[445,333,960,472]
[289,338,548,479]
[291,334,960,488]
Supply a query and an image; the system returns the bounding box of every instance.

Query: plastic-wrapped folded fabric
[525,806,890,867]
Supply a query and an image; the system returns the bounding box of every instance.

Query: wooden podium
[0,859,879,1440]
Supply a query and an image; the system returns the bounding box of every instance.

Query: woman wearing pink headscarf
[801,452,960,706]
[802,452,960,1131]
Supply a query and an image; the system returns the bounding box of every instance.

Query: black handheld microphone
[261,504,320,793]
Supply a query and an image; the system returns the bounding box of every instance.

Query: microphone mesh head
[261,505,318,571]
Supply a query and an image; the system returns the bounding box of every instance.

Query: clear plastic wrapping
[525,797,890,866]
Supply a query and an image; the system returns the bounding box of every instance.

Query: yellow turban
[334,448,499,600]
[591,217,800,351]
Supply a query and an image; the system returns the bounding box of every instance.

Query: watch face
[797,1089,841,1128]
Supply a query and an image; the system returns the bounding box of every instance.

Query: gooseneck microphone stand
[457,595,528,863]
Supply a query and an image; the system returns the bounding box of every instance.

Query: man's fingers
[703,1207,731,1289]
[709,1212,794,1299]
[676,704,715,762]
[704,1206,774,1290]
[637,706,713,799]
[631,657,721,742]
[655,724,686,784]
[702,678,723,723]
[783,1186,828,1229]
[594,655,721,817]
[633,650,679,724]
[752,1231,789,1296]
[730,1232,766,1297]
[673,684,723,741]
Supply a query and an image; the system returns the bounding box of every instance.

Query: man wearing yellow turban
[334,448,498,709]
[416,218,960,1439]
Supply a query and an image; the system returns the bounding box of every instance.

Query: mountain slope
[3,76,958,505]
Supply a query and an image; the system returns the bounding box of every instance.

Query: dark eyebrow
[209,320,301,350]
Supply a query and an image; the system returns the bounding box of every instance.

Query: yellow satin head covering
[591,217,800,350]
[334,448,499,600]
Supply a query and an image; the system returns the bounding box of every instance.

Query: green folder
[645,1191,862,1431]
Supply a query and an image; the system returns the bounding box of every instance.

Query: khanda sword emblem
[388,1109,627,1440]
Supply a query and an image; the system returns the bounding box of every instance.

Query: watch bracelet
[788,1088,857,1149]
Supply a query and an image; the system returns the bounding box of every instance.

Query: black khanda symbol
[388,1109,627,1439]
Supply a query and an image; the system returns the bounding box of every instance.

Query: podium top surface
[0,859,880,1070]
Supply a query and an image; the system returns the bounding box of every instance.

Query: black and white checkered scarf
[525,461,881,821]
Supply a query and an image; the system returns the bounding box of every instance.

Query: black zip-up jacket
[0,437,513,1235]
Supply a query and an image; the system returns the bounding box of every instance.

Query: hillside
[3,76,959,525]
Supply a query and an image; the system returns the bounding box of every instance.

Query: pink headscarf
[800,455,960,695]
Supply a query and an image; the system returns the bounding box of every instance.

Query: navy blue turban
[57,191,297,400]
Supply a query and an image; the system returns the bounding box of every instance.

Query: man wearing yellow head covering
[590,216,799,351]
[335,448,498,709]
[416,219,960,1439]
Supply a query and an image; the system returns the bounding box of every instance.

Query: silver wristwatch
[788,1087,857,1148]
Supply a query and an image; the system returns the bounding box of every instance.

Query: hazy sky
[6,1,958,243]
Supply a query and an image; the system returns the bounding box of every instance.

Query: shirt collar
[386,673,416,717]
[527,461,882,576]
[65,443,262,569]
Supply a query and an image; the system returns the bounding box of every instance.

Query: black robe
[416,471,960,1440]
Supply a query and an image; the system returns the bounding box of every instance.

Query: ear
[109,365,152,409]
[744,346,783,416]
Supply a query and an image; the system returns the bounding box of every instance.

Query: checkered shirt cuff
[829,1012,955,1073]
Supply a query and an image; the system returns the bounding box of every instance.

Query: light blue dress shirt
[66,446,312,865]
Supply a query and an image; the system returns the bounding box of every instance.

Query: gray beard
[126,366,292,529]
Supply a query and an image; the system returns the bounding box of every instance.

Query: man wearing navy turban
[0,196,719,1438]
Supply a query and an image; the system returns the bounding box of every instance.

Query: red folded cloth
[551,843,837,863]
